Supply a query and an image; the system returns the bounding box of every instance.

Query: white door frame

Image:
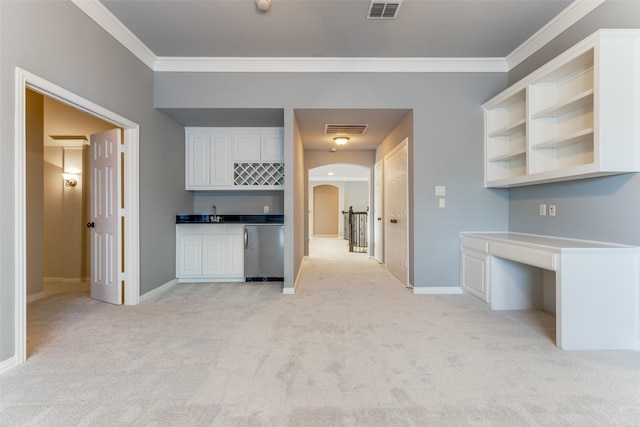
[14,68,140,365]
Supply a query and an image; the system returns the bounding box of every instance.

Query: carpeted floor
[1,237,639,426]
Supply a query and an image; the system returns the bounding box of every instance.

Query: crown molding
[506,0,607,70]
[72,0,604,74]
[71,0,156,70]
[154,57,508,73]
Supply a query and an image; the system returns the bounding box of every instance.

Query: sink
[176,214,284,224]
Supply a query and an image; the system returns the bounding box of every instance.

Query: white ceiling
[100,0,572,58]
[96,0,578,152]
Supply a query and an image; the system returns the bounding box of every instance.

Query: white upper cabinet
[260,129,284,162]
[233,132,262,161]
[186,127,284,190]
[233,129,284,162]
[483,30,640,188]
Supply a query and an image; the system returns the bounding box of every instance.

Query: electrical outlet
[439,198,445,208]
[263,206,270,214]
[549,204,556,216]
[539,204,547,216]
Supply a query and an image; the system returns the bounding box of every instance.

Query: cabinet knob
[86,222,95,228]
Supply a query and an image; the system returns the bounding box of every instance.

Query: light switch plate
[435,186,446,196]
[539,204,547,216]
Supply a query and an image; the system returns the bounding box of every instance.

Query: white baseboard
[287,255,309,295]
[413,286,463,295]
[139,278,179,303]
[43,277,85,283]
[177,277,245,283]
[0,356,18,375]
[27,291,45,304]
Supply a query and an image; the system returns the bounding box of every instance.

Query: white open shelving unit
[483,29,640,188]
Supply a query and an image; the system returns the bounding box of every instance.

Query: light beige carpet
[1,237,639,426]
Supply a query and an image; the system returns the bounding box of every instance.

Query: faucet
[210,205,221,222]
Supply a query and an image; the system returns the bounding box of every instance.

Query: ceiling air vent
[324,124,369,135]
[367,1,402,19]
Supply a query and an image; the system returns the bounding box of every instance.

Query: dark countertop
[176,214,284,224]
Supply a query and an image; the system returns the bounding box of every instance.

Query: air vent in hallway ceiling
[324,124,369,135]
[367,1,402,19]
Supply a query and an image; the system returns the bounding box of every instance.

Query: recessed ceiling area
[296,109,411,151]
[309,164,370,181]
[158,108,284,127]
[159,107,408,151]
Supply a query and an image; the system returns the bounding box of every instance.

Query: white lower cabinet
[461,249,490,303]
[176,224,244,281]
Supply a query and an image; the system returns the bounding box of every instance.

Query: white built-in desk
[461,232,640,350]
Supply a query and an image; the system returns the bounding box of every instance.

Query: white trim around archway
[14,67,140,365]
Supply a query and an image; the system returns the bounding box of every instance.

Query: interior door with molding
[384,139,409,286]
[374,160,383,263]
[89,129,121,305]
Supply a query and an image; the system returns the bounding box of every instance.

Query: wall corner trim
[412,286,463,295]
[506,0,607,70]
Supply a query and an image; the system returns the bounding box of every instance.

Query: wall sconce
[62,173,78,187]
[334,137,350,145]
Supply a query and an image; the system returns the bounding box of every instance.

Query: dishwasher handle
[244,228,248,249]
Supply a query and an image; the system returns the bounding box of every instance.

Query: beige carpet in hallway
[1,237,639,426]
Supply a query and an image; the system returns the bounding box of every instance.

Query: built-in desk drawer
[461,236,489,253]
[489,242,558,271]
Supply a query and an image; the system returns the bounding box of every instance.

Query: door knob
[86,222,95,228]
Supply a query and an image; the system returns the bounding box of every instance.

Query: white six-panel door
[374,160,383,264]
[90,129,121,305]
[384,139,409,286]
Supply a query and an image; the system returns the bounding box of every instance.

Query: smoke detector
[367,1,402,19]
[256,0,271,12]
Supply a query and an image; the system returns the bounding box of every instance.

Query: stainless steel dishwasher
[243,224,284,281]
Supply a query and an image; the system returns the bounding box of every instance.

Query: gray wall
[0,1,191,362]
[193,191,285,215]
[156,72,509,289]
[508,0,640,245]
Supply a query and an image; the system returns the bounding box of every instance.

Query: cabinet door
[461,249,489,303]
[260,129,284,162]
[226,234,245,277]
[185,132,210,189]
[202,235,226,276]
[177,235,202,277]
[211,133,233,187]
[233,131,261,161]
